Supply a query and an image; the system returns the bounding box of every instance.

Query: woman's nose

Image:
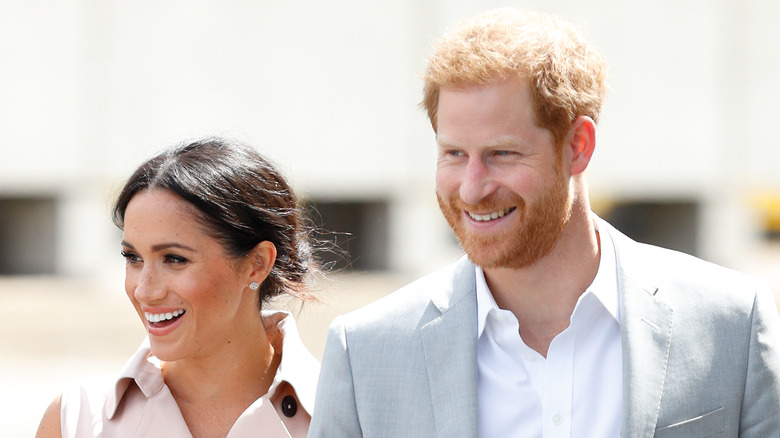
[131,266,166,303]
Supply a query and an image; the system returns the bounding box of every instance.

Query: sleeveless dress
[59,312,318,437]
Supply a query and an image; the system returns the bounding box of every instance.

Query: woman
[36,137,320,437]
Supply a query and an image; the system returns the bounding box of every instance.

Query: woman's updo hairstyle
[113,137,317,305]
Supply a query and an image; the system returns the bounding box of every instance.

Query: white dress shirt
[477,224,622,438]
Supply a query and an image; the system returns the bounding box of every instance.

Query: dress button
[282,395,298,417]
[552,413,563,426]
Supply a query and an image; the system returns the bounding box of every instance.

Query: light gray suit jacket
[309,219,780,437]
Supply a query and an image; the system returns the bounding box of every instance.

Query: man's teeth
[469,208,513,222]
[145,310,185,323]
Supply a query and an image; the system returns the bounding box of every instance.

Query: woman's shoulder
[57,339,171,437]
[54,370,123,438]
[60,369,125,408]
[35,394,62,438]
[36,365,143,438]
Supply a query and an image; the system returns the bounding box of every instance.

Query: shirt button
[552,413,563,426]
[282,395,298,417]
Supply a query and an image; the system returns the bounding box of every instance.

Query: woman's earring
[249,281,260,291]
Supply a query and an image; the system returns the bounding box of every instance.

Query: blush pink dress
[58,312,318,437]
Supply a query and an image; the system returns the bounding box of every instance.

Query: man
[309,8,780,437]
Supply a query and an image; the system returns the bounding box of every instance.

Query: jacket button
[282,395,298,417]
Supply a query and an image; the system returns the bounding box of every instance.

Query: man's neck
[482,211,601,357]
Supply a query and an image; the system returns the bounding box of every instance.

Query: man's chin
[466,251,539,270]
[460,239,512,268]
[460,235,552,269]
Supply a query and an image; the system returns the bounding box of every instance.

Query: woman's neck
[161,315,281,437]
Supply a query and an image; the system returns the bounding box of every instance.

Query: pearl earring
[249,281,260,291]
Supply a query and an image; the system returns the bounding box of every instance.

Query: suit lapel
[601,220,674,438]
[421,223,675,437]
[420,256,479,437]
[619,276,673,437]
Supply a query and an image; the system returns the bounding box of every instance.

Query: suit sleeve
[308,316,362,438]
[739,283,780,436]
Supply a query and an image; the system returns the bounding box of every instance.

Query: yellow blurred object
[590,197,616,218]
[752,193,780,233]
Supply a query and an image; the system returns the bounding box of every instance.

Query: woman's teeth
[145,309,185,323]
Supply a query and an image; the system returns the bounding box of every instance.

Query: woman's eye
[163,254,188,264]
[121,250,141,264]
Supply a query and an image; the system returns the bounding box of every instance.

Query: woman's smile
[122,189,259,362]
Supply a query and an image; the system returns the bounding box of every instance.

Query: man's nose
[459,157,496,205]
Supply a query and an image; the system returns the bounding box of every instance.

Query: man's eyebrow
[437,136,526,149]
[435,136,456,148]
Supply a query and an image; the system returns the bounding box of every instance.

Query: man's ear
[247,241,277,285]
[566,116,596,176]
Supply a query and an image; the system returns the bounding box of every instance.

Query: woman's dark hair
[113,137,317,304]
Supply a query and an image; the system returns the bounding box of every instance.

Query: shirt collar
[476,267,499,339]
[475,215,620,340]
[105,311,319,420]
[587,218,620,322]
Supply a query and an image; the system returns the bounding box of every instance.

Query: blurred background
[2,0,779,435]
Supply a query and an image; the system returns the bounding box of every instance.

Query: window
[306,199,390,271]
[0,197,58,275]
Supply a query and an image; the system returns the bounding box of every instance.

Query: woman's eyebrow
[120,241,196,252]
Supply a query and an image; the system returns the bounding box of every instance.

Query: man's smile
[467,207,516,222]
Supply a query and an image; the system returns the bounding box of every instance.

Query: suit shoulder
[635,242,761,287]
[333,260,465,332]
[620,238,770,315]
[604,219,762,290]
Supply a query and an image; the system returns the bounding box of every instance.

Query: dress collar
[263,310,319,415]
[105,311,318,420]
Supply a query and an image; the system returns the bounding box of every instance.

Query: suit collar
[598,218,674,437]
[424,222,676,436]
[428,255,477,313]
[421,255,479,437]
[617,275,673,437]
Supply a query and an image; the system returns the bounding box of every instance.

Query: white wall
[1,0,778,282]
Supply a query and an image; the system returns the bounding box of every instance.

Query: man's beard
[437,167,572,269]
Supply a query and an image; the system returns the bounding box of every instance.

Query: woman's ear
[566,115,596,176]
[247,241,277,286]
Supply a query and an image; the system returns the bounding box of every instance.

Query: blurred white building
[1,0,778,287]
